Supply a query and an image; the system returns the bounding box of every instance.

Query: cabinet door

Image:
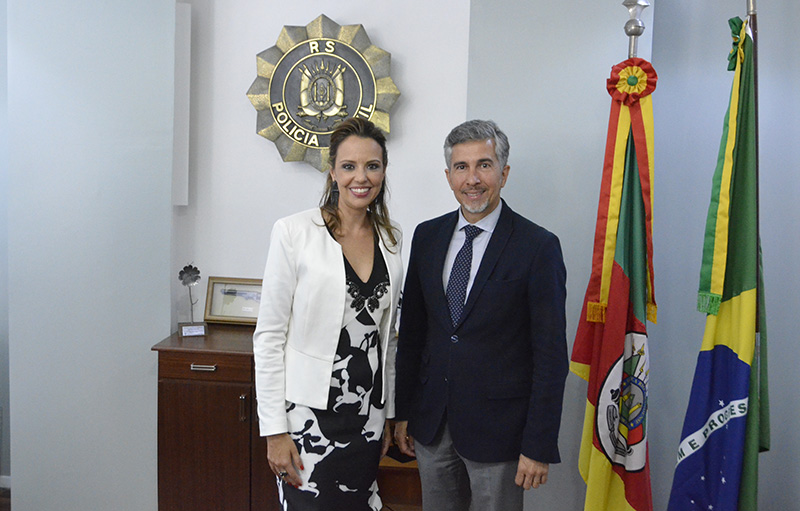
[158,379,252,511]
[250,393,279,511]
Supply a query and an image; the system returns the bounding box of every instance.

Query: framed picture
[178,322,207,337]
[204,277,263,324]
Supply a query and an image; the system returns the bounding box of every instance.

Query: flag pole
[747,0,758,207]
[623,0,650,58]
[748,0,761,331]
[748,0,758,187]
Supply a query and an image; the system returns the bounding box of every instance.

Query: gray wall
[467,0,800,509]
[0,0,9,486]
[6,2,174,509]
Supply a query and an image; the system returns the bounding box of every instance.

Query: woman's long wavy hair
[320,117,399,249]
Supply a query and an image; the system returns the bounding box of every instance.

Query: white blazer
[253,208,403,436]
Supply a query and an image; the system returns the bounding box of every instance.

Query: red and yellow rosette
[585,58,658,324]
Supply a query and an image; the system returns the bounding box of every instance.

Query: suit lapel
[430,212,459,331]
[457,202,514,327]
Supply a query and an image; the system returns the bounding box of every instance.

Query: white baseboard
[0,475,10,488]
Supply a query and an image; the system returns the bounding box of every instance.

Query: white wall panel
[7,2,174,509]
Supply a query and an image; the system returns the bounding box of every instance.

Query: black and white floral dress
[278,241,390,511]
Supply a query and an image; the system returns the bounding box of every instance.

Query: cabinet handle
[239,394,247,422]
[189,363,217,372]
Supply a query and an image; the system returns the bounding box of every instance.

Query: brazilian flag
[668,16,770,511]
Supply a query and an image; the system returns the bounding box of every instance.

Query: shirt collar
[456,200,502,234]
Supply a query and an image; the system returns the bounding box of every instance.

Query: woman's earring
[332,181,339,203]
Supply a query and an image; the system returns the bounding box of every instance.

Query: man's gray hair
[443,119,510,169]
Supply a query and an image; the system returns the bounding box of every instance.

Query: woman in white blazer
[253,118,403,511]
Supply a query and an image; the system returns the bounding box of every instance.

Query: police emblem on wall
[247,14,400,171]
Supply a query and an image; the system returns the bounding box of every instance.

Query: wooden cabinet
[153,324,275,511]
[153,324,420,511]
[377,456,422,511]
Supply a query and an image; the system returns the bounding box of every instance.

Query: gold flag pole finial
[622,0,650,58]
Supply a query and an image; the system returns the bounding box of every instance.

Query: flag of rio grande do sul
[571,57,657,511]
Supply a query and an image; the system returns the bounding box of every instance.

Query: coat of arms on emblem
[297,60,347,122]
[247,14,400,171]
[596,332,649,471]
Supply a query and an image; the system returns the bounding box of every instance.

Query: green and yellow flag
[668,16,769,511]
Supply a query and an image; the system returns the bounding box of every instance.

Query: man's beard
[463,197,489,215]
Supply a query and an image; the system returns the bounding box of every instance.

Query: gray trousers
[414,419,524,511]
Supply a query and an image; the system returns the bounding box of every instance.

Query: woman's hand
[267,433,304,487]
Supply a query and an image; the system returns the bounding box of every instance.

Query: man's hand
[393,420,416,457]
[515,454,549,490]
[382,420,394,458]
[267,433,304,487]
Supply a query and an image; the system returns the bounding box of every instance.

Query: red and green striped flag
[668,16,769,511]
[570,57,657,511]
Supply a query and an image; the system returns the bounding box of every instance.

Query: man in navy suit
[394,120,568,511]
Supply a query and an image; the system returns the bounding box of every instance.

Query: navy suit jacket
[396,201,568,464]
